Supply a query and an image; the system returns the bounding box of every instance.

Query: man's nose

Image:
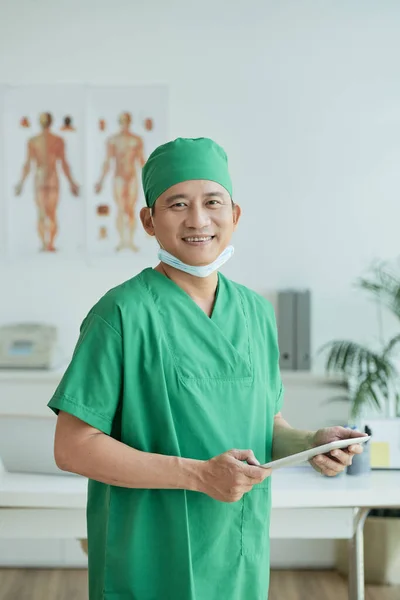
[184,205,211,229]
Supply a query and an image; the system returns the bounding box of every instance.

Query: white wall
[0,0,399,570]
[1,0,400,363]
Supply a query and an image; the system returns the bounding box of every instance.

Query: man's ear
[232,203,241,230]
[140,207,155,236]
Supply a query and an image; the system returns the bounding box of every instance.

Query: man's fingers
[230,449,259,464]
[311,462,334,477]
[334,427,367,439]
[330,449,353,466]
[349,430,369,439]
[246,455,261,467]
[347,444,364,455]
[312,455,345,473]
[242,463,271,480]
[312,463,339,477]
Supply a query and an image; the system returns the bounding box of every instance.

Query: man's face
[142,180,241,266]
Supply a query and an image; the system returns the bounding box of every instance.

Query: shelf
[281,370,344,387]
[0,367,67,383]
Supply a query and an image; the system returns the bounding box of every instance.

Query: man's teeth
[184,236,212,242]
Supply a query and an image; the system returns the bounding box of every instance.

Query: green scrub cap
[142,137,232,208]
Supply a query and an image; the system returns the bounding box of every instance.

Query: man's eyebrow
[203,191,226,199]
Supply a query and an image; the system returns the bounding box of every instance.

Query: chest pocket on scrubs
[241,481,271,557]
[162,316,253,383]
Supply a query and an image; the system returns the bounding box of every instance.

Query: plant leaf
[384,334,400,358]
[357,263,400,322]
[351,374,382,418]
[321,395,350,405]
[321,340,391,380]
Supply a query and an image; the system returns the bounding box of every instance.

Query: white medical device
[0,323,59,369]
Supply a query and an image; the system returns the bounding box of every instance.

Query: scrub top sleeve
[47,312,122,435]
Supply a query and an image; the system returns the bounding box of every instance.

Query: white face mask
[158,245,234,278]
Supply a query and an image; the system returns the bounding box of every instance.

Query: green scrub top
[48,268,283,600]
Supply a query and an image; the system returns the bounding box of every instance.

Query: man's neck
[154,262,218,314]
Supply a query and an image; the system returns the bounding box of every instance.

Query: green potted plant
[321,260,400,421]
[321,259,400,585]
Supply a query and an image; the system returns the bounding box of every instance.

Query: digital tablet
[261,435,371,470]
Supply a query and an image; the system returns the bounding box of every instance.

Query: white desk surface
[272,467,400,508]
[1,467,399,510]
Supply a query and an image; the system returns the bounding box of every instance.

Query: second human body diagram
[95,113,146,252]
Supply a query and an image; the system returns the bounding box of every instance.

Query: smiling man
[48,137,365,600]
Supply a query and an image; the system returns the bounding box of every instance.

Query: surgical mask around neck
[158,245,234,278]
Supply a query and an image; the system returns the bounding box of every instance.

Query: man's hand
[309,426,367,477]
[15,182,23,196]
[199,449,271,503]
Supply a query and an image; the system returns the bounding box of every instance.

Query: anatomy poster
[0,84,168,260]
[3,85,85,257]
[86,85,168,256]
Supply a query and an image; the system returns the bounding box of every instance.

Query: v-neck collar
[139,267,253,382]
[144,267,222,321]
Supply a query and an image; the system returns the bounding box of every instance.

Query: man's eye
[207,200,220,205]
[171,202,186,208]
